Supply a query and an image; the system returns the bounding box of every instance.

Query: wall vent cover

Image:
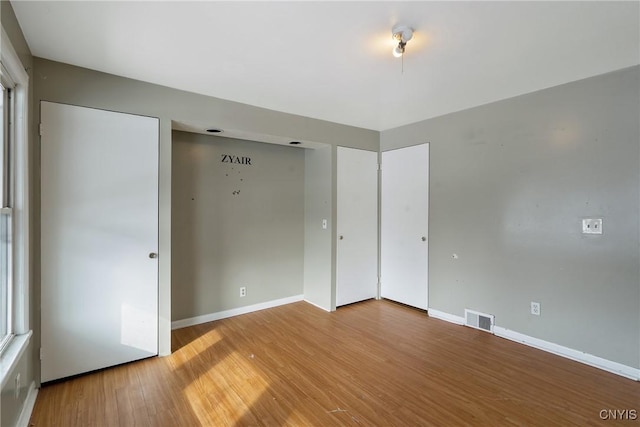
[464,309,495,333]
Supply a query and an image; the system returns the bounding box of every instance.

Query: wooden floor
[30,299,638,426]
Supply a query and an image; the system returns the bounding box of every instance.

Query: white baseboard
[303,299,332,312]
[427,307,639,381]
[17,381,38,427]
[493,326,640,381]
[428,308,465,325]
[171,295,304,330]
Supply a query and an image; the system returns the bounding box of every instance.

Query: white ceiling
[10,1,640,132]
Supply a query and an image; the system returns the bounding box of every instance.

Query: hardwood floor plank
[29,300,639,426]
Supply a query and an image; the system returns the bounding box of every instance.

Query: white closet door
[41,101,159,382]
[336,147,378,307]
[381,143,429,310]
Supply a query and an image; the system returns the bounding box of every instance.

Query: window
[0,24,31,367]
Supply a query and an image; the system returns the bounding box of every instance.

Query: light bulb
[393,44,404,58]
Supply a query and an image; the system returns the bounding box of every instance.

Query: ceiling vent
[464,309,494,333]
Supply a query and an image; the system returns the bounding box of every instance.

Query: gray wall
[1,2,35,426]
[303,145,333,311]
[172,131,305,320]
[381,66,640,369]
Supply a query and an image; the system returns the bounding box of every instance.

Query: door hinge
[39,347,43,360]
[39,123,43,136]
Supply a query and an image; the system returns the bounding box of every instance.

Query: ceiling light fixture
[392,24,413,58]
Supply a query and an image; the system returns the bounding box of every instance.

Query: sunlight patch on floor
[183,349,272,425]
[170,329,223,369]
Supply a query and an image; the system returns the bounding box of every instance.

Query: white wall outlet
[531,301,541,316]
[582,218,603,234]
[240,286,246,297]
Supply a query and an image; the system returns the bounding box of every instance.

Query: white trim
[12,76,30,335]
[171,295,304,330]
[494,326,640,381]
[304,299,332,312]
[427,308,464,325]
[0,330,32,387]
[17,381,38,427]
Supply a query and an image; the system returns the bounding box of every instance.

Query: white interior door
[336,147,378,307]
[381,143,429,310]
[41,101,159,382]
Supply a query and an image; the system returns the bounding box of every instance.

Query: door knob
[421,237,426,242]
[149,252,158,259]
[339,235,344,240]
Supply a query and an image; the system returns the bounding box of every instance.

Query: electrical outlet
[240,287,246,297]
[582,218,603,234]
[531,302,541,316]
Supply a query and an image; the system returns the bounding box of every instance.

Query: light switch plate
[582,218,603,234]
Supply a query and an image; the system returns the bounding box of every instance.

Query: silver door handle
[339,235,344,240]
[421,237,426,242]
[149,252,158,259]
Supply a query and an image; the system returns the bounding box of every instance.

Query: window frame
[0,23,31,372]
[0,77,15,352]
